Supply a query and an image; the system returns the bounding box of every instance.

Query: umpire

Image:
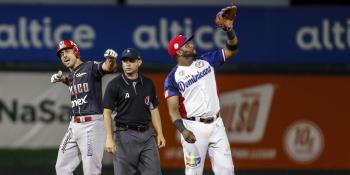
[103,48,166,175]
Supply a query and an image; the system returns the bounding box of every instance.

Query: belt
[186,113,220,124]
[116,123,149,132]
[72,114,102,123]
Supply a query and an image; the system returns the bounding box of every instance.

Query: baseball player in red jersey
[50,39,117,175]
[164,6,239,175]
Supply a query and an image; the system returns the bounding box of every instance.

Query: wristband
[173,119,186,133]
[226,42,239,51]
[227,30,236,40]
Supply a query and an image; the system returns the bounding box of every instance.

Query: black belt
[116,123,149,132]
[186,113,220,124]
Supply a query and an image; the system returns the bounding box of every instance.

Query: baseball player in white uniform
[164,6,239,175]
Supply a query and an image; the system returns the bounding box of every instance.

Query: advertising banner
[0,72,72,148]
[0,6,349,64]
[0,72,114,148]
[0,72,349,169]
[148,74,350,169]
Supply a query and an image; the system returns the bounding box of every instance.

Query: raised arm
[215,5,239,60]
[223,29,239,59]
[102,49,117,73]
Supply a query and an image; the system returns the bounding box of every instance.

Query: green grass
[0,149,57,167]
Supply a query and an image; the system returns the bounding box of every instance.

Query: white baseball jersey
[164,49,226,118]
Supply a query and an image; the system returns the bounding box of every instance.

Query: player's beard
[183,50,197,59]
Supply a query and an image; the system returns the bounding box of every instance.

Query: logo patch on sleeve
[144,96,150,105]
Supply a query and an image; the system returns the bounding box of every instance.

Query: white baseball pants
[55,115,106,175]
[181,117,235,175]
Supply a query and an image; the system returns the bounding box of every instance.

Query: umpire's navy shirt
[67,61,106,116]
[103,73,159,126]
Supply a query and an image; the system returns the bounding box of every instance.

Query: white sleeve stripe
[221,49,226,62]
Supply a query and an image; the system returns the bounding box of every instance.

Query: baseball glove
[215,5,237,31]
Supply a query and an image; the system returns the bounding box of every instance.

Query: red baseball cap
[167,34,194,57]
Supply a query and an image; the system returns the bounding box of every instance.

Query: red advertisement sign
[146,73,350,170]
